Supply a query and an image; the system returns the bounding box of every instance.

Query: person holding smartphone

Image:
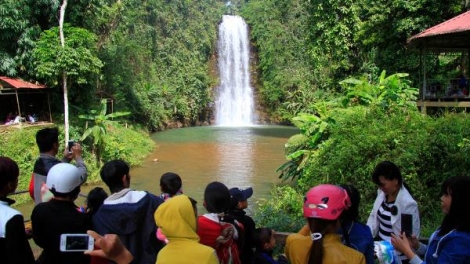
[31,163,92,264]
[31,127,87,204]
[367,161,420,263]
[392,176,470,263]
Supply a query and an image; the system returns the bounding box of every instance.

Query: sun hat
[229,187,253,202]
[303,184,351,220]
[46,163,82,194]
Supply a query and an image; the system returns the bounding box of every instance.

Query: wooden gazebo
[0,76,52,122]
[407,10,470,113]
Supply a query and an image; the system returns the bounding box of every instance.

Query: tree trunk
[59,0,69,145]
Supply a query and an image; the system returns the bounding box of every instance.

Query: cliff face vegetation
[1,0,468,128]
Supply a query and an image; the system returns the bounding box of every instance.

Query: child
[392,176,470,263]
[86,187,108,264]
[197,181,242,264]
[86,187,108,216]
[155,195,219,264]
[229,187,256,263]
[253,227,288,264]
[157,172,183,243]
[159,172,183,201]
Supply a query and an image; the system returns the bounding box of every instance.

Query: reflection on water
[16,125,298,217]
[130,125,298,213]
[215,128,254,186]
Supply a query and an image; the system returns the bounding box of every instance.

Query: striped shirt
[377,199,394,241]
[377,199,407,262]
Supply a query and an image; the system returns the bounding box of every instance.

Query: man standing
[92,159,164,264]
[32,127,87,204]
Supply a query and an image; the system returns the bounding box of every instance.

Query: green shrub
[0,124,155,205]
[253,185,305,232]
[258,105,470,236]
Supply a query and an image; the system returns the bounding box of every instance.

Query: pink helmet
[303,184,351,220]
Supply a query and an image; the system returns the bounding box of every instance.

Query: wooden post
[15,88,21,117]
[47,92,52,122]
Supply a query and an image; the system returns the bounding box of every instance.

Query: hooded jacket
[154,195,218,264]
[409,229,470,264]
[92,189,164,264]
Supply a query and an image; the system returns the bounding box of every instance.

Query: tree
[33,24,103,141]
[79,99,130,165]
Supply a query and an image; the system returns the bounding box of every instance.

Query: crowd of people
[1,127,470,263]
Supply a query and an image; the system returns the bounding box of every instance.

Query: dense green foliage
[0,124,154,205]
[1,0,226,130]
[1,0,468,126]
[255,73,470,236]
[242,0,469,120]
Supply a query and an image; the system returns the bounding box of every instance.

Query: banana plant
[277,102,335,181]
[79,99,130,165]
[340,70,418,109]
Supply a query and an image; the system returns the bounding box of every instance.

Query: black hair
[253,227,273,251]
[204,181,231,219]
[36,127,59,153]
[0,157,19,190]
[86,187,108,216]
[372,161,402,186]
[307,218,337,264]
[100,160,129,193]
[51,185,81,200]
[439,176,470,235]
[339,184,360,222]
[372,160,413,195]
[160,172,182,196]
[339,184,361,248]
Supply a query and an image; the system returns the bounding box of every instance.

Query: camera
[68,140,75,153]
[60,234,94,252]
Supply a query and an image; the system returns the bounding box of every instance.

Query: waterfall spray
[215,15,255,126]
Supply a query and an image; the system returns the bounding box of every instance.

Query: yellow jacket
[154,195,219,264]
[285,233,365,264]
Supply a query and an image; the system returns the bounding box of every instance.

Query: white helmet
[46,163,82,193]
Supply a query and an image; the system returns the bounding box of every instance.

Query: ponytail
[307,218,335,264]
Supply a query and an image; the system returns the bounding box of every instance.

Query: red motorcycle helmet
[303,184,351,220]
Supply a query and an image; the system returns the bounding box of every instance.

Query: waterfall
[215,15,255,126]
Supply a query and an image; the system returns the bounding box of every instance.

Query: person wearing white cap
[31,163,92,264]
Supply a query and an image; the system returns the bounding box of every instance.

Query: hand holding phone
[68,140,75,153]
[60,234,94,252]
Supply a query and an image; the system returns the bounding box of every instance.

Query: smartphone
[67,140,75,153]
[401,213,413,237]
[60,234,94,252]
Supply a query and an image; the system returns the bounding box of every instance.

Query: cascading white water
[215,15,255,126]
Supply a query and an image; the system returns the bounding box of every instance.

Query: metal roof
[0,76,47,89]
[407,11,470,51]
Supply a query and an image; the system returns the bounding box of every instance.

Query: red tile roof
[0,76,47,89]
[410,11,470,40]
[407,11,470,51]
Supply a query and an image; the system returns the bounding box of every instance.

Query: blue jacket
[341,221,375,264]
[92,189,164,264]
[410,229,470,264]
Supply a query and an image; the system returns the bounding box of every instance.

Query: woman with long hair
[285,184,365,264]
[392,176,470,263]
